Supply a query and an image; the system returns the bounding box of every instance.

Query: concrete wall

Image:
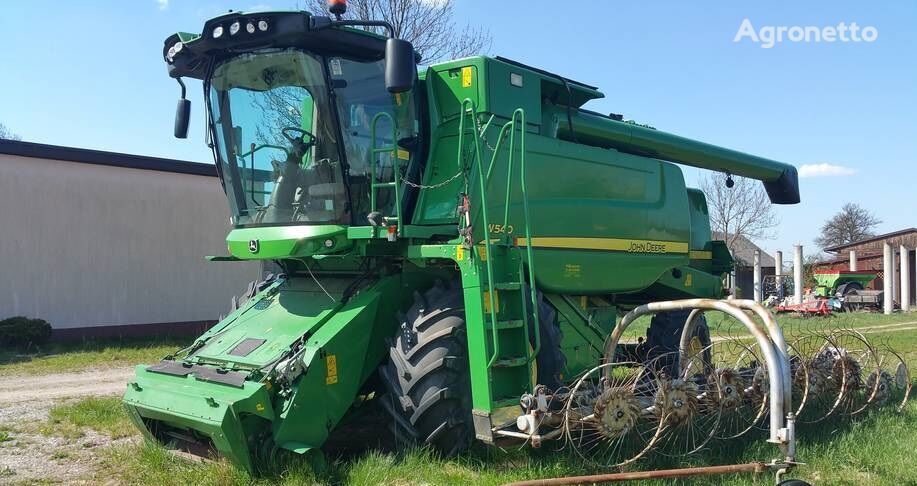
[0,153,260,330]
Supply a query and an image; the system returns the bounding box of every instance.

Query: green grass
[0,336,190,376]
[97,398,917,486]
[43,397,137,440]
[17,312,917,485]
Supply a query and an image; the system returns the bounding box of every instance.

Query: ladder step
[373,181,398,188]
[493,282,522,291]
[486,319,525,330]
[492,357,528,368]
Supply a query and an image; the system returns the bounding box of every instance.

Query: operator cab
[164,9,419,230]
[208,49,419,227]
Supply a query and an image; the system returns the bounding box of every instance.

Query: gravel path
[0,368,135,409]
[0,367,136,484]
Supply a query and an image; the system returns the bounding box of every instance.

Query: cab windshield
[208,49,418,227]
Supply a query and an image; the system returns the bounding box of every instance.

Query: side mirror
[385,38,416,93]
[174,99,191,139]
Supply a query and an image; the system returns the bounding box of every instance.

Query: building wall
[0,153,260,331]
[735,266,775,299]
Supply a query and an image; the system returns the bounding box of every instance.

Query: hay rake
[500,299,911,485]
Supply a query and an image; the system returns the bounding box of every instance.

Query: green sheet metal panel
[471,134,691,294]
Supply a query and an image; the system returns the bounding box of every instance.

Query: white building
[0,140,260,339]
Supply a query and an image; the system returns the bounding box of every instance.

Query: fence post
[901,245,911,312]
[753,250,762,303]
[884,242,894,315]
[793,245,804,305]
[774,250,783,299]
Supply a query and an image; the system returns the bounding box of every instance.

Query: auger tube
[550,107,800,204]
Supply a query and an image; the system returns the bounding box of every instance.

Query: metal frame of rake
[557,299,911,472]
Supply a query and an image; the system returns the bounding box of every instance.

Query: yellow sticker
[482,290,499,314]
[456,245,465,261]
[476,246,487,262]
[394,92,402,106]
[685,273,693,287]
[461,66,473,88]
[397,148,410,160]
[255,403,265,412]
[325,354,338,385]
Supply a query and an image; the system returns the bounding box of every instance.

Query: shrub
[0,316,52,349]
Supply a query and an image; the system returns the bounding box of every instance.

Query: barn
[0,140,261,339]
[814,228,917,307]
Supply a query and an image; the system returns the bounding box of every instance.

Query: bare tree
[814,203,881,249]
[0,123,22,141]
[700,172,778,253]
[302,0,491,63]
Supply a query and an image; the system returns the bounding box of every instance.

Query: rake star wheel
[703,339,768,440]
[594,387,642,438]
[871,345,912,412]
[653,351,721,456]
[794,333,846,424]
[564,362,664,467]
[710,367,745,411]
[655,378,699,425]
[865,370,892,406]
[827,330,879,417]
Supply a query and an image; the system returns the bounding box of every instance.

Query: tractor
[122,3,824,478]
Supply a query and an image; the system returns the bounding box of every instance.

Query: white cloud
[798,163,857,178]
[157,0,168,10]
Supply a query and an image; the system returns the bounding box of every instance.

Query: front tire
[379,280,474,455]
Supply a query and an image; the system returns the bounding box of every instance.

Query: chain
[478,116,499,152]
[402,169,465,189]
[396,114,493,190]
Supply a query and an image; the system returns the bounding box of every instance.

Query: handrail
[369,111,402,235]
[457,100,501,366]
[458,100,540,367]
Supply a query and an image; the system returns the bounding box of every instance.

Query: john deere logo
[248,239,260,253]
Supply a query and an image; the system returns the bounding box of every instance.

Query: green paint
[129,8,799,470]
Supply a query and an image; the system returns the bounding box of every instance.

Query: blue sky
[2,1,914,260]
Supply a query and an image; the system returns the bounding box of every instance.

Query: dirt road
[0,368,134,406]
[0,367,136,484]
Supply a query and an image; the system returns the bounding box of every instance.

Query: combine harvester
[123,2,911,483]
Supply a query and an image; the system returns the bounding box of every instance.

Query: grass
[42,397,137,440]
[95,399,917,486]
[0,336,190,376]
[91,326,917,486]
[13,312,917,485]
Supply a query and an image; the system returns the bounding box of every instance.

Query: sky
[2,0,915,261]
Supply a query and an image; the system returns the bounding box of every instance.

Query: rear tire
[643,311,711,378]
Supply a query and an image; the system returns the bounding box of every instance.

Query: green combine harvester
[123,4,806,475]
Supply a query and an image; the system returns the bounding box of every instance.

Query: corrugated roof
[0,140,216,177]
[712,232,775,267]
[823,228,917,252]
